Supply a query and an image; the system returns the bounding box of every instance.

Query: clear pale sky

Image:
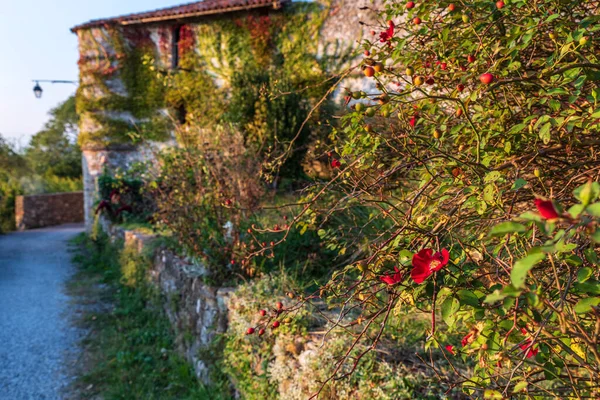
[0,0,188,148]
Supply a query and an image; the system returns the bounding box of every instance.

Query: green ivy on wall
[76,0,351,166]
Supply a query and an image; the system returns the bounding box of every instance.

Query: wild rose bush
[153,125,265,283]
[245,0,600,397]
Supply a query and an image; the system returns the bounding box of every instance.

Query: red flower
[331,159,342,169]
[519,340,539,359]
[519,328,539,358]
[410,248,449,284]
[380,266,403,286]
[409,116,417,128]
[534,198,560,220]
[379,21,395,43]
[461,331,474,347]
[445,344,455,355]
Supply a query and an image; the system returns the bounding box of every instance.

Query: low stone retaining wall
[15,192,84,230]
[102,219,233,384]
[99,219,387,398]
[151,248,233,383]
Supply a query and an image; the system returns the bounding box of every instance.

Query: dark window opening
[176,104,187,125]
[171,25,181,69]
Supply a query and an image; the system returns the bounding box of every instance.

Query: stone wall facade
[15,192,84,230]
[82,145,152,232]
[75,0,384,232]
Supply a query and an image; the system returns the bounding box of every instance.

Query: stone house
[71,0,380,230]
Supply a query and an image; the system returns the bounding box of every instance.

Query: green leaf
[574,181,600,206]
[457,290,480,308]
[489,222,527,237]
[568,204,585,218]
[484,289,506,304]
[484,285,522,304]
[577,267,593,283]
[539,122,551,144]
[508,123,527,135]
[574,297,600,314]
[483,184,496,204]
[511,252,546,289]
[513,381,528,393]
[518,211,542,222]
[398,249,414,266]
[584,248,599,264]
[563,254,582,267]
[484,171,502,183]
[511,178,528,190]
[587,203,600,217]
[441,296,460,327]
[592,229,600,244]
[484,390,503,399]
[575,281,600,295]
[526,291,540,307]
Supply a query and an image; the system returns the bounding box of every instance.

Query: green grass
[68,233,231,400]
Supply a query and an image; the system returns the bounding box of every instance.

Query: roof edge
[71,0,289,33]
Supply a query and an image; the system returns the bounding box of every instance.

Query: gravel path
[0,224,84,400]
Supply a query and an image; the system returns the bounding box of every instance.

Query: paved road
[0,224,84,400]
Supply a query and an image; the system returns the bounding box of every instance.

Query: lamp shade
[33,82,43,99]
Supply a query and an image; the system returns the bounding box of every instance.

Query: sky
[0,0,188,149]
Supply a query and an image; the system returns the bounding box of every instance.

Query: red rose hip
[479,73,495,84]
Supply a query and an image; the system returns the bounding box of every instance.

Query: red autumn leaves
[379,248,450,286]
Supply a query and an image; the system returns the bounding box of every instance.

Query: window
[171,25,181,69]
[176,104,187,125]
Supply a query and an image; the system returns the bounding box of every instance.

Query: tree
[25,96,81,179]
[0,135,26,232]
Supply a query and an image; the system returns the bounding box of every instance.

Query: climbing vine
[75,1,351,163]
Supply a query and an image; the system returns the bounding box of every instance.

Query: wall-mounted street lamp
[32,80,78,99]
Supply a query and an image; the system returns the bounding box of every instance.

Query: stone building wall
[75,0,386,231]
[15,192,84,230]
[81,144,162,231]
